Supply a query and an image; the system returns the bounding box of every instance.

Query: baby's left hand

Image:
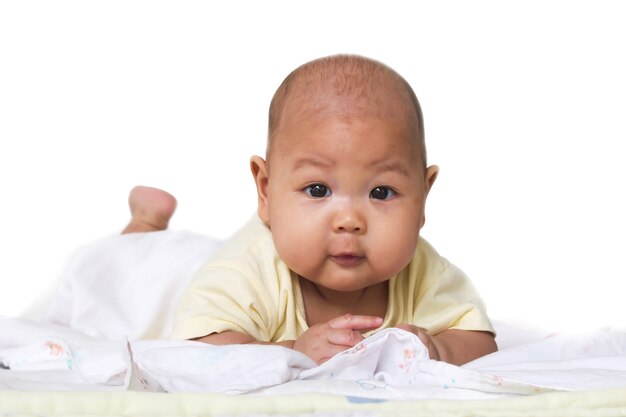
[395,324,441,361]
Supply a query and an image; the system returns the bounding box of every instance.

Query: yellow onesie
[173,215,494,341]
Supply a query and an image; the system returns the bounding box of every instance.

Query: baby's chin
[299,273,389,293]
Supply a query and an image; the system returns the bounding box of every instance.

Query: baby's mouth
[330,253,365,267]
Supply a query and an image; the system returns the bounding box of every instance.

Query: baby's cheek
[371,225,418,273]
[272,223,318,271]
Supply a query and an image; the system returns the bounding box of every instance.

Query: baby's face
[252,100,437,294]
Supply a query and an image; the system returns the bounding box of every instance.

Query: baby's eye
[370,186,395,200]
[305,184,332,198]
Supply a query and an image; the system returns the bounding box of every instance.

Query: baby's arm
[396,324,497,365]
[194,314,383,364]
[193,331,294,348]
[433,329,497,365]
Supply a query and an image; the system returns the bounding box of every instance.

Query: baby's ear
[424,165,439,196]
[250,156,270,224]
[420,165,439,229]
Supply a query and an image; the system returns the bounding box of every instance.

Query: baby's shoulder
[413,237,449,267]
[402,236,463,283]
[218,215,274,255]
[195,214,284,278]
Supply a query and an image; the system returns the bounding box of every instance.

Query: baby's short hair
[267,54,427,169]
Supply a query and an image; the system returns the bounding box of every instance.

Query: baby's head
[251,55,438,292]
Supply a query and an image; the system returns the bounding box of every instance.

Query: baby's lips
[330,253,365,267]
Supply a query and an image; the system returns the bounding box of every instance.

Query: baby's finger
[326,328,365,347]
[328,314,383,331]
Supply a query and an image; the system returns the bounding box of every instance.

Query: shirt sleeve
[412,260,495,335]
[172,261,277,341]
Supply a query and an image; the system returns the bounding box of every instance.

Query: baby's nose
[332,206,366,234]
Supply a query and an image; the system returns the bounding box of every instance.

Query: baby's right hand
[293,314,383,364]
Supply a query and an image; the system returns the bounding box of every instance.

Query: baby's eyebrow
[291,156,335,171]
[291,156,411,177]
[370,160,411,177]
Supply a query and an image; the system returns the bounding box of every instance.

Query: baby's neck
[299,277,388,327]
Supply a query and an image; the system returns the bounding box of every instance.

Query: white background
[1,1,625,330]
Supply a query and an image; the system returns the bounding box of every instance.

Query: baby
[126,55,497,365]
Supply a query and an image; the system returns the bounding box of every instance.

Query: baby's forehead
[270,106,424,167]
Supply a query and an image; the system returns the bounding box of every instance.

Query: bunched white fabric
[1,231,626,400]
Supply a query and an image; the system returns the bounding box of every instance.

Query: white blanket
[1,231,625,400]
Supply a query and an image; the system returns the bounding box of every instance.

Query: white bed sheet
[2,316,626,400]
[1,231,625,401]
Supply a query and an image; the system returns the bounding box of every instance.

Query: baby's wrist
[276,339,296,349]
